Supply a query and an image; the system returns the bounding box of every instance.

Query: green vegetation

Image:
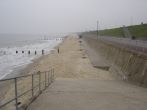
[88,27,124,37]
[87,23,147,38]
[98,27,124,37]
[128,24,147,38]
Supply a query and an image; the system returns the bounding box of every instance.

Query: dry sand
[25,34,114,80]
[1,34,114,110]
[26,35,147,110]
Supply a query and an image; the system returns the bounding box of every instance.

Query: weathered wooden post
[35,51,37,55]
[28,50,30,55]
[58,48,59,54]
[42,49,44,55]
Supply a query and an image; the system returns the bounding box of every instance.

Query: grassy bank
[86,23,147,38]
[87,27,123,37]
[128,24,147,38]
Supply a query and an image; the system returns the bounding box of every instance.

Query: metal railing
[98,36,147,54]
[0,69,54,110]
[83,34,147,54]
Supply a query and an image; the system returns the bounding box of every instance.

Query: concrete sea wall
[84,37,147,87]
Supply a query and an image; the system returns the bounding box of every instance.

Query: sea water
[0,34,63,79]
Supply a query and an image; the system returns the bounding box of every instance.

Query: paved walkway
[28,78,147,110]
[27,36,147,110]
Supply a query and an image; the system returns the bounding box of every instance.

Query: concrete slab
[27,78,147,110]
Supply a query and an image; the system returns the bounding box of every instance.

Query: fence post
[48,71,49,86]
[52,68,54,82]
[32,74,34,97]
[45,72,47,88]
[53,68,54,79]
[51,69,52,82]
[14,78,18,110]
[38,71,41,93]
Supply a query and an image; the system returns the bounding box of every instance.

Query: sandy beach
[0,34,114,110]
[2,34,147,110]
[23,34,114,80]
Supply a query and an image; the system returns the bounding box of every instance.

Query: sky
[0,0,147,34]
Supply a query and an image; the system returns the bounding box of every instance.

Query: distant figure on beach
[35,51,37,55]
[58,48,59,54]
[28,50,30,55]
[16,50,18,54]
[42,49,44,55]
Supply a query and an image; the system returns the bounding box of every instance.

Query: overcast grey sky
[0,0,147,34]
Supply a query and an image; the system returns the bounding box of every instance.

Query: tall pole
[97,21,99,39]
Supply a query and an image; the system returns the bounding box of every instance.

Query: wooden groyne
[15,50,45,55]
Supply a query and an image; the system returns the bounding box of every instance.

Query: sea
[0,34,64,79]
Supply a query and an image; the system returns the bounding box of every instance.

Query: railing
[0,69,54,110]
[98,36,147,54]
[83,34,147,54]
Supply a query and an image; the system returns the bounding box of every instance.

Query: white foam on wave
[0,39,62,79]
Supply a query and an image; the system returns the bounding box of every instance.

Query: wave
[0,39,62,79]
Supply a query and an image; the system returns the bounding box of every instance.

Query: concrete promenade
[27,36,147,110]
[28,78,147,110]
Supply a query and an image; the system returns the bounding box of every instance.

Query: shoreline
[0,38,63,80]
[0,35,115,109]
[0,38,63,106]
[2,39,64,80]
[1,34,112,80]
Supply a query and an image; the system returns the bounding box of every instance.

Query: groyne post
[58,48,59,54]
[42,49,44,55]
[28,50,30,55]
[35,51,37,55]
